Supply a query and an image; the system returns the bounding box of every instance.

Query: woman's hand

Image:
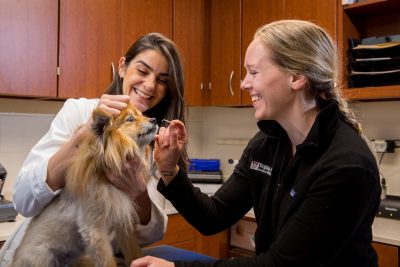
[131,256,174,267]
[97,94,130,115]
[105,156,152,225]
[105,156,148,201]
[154,120,187,185]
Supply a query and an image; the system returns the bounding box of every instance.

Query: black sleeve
[169,166,379,267]
[157,146,254,236]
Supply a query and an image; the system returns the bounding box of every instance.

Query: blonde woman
[134,20,380,267]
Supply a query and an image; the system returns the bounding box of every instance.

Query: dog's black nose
[149,118,157,124]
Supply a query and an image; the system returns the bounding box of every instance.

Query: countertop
[2,214,400,247]
[243,210,400,247]
[0,215,24,242]
[372,217,400,246]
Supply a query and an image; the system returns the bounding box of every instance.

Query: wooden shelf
[344,0,400,16]
[342,85,400,101]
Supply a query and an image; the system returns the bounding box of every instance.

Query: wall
[0,98,399,202]
[0,98,64,200]
[189,101,400,196]
[350,101,400,196]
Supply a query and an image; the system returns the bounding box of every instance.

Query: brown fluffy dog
[10,105,158,267]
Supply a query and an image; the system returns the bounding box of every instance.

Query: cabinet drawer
[151,214,195,246]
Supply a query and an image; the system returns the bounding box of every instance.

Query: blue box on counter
[189,159,220,171]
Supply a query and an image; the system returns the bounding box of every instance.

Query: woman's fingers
[98,94,130,114]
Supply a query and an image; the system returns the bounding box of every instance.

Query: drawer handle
[229,71,234,96]
[111,62,116,79]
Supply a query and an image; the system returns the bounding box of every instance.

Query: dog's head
[91,104,158,173]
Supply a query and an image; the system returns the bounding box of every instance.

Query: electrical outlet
[228,159,239,170]
[372,140,387,153]
[372,140,399,153]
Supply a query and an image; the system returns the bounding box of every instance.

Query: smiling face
[241,38,294,121]
[119,49,169,113]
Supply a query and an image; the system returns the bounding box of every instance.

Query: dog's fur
[10,105,158,267]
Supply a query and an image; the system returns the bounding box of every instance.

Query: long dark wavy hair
[104,33,189,170]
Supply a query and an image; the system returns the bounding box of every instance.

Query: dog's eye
[127,115,135,122]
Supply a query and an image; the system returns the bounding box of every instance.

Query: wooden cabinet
[4,0,398,102]
[284,0,338,40]
[241,0,284,105]
[209,0,242,106]
[339,0,400,100]
[58,0,122,99]
[173,0,210,107]
[372,242,400,267]
[0,0,58,98]
[0,0,172,99]
[60,0,173,99]
[123,0,173,53]
[210,0,338,106]
[148,213,229,258]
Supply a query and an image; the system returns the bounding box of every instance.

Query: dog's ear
[92,109,111,137]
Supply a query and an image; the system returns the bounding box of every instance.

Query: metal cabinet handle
[209,82,212,90]
[200,82,203,90]
[229,71,234,96]
[111,62,116,79]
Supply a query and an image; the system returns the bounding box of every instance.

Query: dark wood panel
[241,0,284,105]
[149,214,195,247]
[148,214,229,258]
[343,85,400,101]
[210,0,241,106]
[372,242,400,267]
[284,0,338,40]
[122,0,173,53]
[0,0,58,97]
[174,0,210,107]
[58,0,122,99]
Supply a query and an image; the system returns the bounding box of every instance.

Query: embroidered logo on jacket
[250,161,272,176]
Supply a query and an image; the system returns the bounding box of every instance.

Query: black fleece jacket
[158,99,381,267]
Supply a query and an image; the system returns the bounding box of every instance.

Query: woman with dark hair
[133,20,380,267]
[0,33,188,266]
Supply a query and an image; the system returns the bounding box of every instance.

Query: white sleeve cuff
[136,201,168,247]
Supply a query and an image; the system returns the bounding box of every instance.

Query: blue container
[189,159,220,171]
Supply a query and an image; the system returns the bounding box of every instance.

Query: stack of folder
[347,35,400,88]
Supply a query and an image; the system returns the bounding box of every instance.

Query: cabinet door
[284,0,337,40]
[241,0,284,105]
[148,214,196,250]
[58,0,122,99]
[210,0,241,106]
[148,214,229,258]
[372,242,399,267]
[0,0,58,97]
[174,0,210,107]
[122,0,173,54]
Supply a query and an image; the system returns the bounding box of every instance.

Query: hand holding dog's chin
[105,157,148,199]
[131,256,174,267]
